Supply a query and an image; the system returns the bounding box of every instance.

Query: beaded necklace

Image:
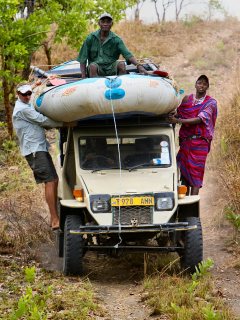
[193,94,206,105]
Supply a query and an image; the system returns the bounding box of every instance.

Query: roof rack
[74,114,173,128]
[40,61,158,79]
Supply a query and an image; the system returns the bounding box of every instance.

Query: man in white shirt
[12,83,66,230]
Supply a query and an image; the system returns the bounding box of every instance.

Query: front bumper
[70,222,196,235]
[69,222,197,253]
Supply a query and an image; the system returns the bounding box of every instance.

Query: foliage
[183,14,204,27]
[226,211,240,232]
[9,266,52,320]
[25,266,37,283]
[143,259,236,319]
[192,258,214,281]
[0,0,52,80]
[0,0,55,136]
[202,304,222,320]
[225,207,240,240]
[205,0,226,21]
[0,258,103,320]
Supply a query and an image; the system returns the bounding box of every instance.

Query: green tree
[0,0,55,136]
[0,0,137,137]
[205,0,226,20]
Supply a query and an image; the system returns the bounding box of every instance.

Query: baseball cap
[17,84,32,94]
[196,75,209,85]
[99,13,113,20]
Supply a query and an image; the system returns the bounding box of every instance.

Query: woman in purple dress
[169,75,218,195]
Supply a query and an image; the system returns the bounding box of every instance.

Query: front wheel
[180,216,203,274]
[63,214,85,276]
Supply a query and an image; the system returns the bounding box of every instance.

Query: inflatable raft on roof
[32,60,183,122]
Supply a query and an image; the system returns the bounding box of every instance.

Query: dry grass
[0,192,51,254]
[217,79,240,211]
[0,123,53,256]
[188,39,236,71]
[212,68,240,254]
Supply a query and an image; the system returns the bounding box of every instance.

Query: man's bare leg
[45,179,59,229]
[117,61,127,75]
[191,186,200,195]
[88,64,98,77]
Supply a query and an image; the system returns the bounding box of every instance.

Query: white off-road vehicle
[56,116,203,276]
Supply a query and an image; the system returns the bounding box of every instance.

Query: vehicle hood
[81,170,174,195]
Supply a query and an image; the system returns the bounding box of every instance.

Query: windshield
[79,135,171,170]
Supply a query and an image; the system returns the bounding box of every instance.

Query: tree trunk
[162,0,174,23]
[2,78,13,138]
[22,54,33,79]
[162,10,166,22]
[134,7,140,21]
[43,41,52,69]
[153,0,161,23]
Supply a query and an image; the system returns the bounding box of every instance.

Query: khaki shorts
[25,151,58,184]
[88,61,119,76]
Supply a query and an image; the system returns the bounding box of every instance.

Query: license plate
[111,196,154,206]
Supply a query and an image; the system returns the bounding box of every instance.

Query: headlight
[90,195,111,213]
[154,193,174,211]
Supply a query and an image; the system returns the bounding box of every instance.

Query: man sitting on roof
[77,13,148,78]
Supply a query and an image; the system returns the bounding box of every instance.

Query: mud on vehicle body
[56,116,202,276]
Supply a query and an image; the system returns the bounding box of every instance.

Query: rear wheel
[180,216,203,273]
[63,214,85,276]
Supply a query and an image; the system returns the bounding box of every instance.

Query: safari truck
[56,116,203,276]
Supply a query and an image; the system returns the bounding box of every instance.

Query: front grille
[113,206,153,225]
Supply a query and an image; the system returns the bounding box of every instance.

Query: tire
[57,231,64,257]
[180,217,203,274]
[63,214,84,276]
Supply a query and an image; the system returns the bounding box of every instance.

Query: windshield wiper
[91,167,129,173]
[128,162,150,172]
[90,162,152,173]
